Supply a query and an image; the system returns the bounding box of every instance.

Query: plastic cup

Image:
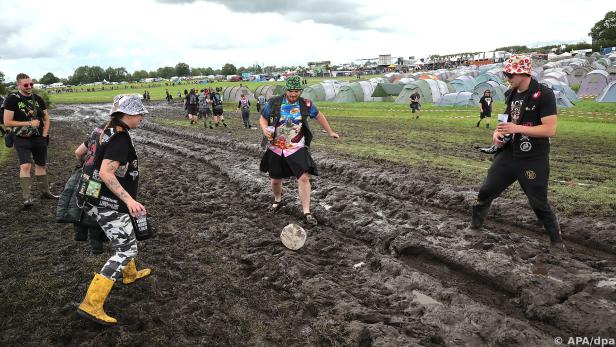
[497,114,509,123]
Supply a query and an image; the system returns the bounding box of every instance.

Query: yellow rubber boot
[122,259,151,285]
[77,273,117,325]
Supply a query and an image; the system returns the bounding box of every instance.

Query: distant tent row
[223,86,254,102]
[301,80,343,101]
[335,79,384,103]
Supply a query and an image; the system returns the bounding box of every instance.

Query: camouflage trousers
[87,206,138,281]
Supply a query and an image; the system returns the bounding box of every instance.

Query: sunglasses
[22,83,34,87]
[503,72,514,79]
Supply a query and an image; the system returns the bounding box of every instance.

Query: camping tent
[300,80,343,101]
[554,91,574,108]
[450,76,477,92]
[435,92,479,106]
[542,71,569,85]
[578,70,609,97]
[596,81,616,102]
[223,86,255,102]
[253,85,278,100]
[475,73,501,85]
[334,81,383,103]
[473,81,507,101]
[394,79,448,104]
[541,79,580,102]
[371,83,403,97]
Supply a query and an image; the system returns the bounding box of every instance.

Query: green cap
[285,76,303,90]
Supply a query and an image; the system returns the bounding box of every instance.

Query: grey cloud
[154,0,385,31]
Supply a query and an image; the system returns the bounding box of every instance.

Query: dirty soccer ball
[280,224,307,250]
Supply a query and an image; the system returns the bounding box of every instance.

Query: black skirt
[260,147,318,179]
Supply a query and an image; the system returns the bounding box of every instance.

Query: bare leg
[297,173,311,214]
[271,178,282,203]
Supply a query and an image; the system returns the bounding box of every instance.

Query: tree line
[34,62,298,86]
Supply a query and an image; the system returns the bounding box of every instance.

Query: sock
[20,177,32,201]
[36,175,51,194]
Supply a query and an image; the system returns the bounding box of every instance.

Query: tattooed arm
[100,159,145,215]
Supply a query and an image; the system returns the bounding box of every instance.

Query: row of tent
[217,53,616,106]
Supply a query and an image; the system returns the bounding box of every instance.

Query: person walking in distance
[477,90,493,128]
[409,91,421,119]
[237,94,252,128]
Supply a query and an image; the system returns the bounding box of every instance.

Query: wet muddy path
[1,103,615,346]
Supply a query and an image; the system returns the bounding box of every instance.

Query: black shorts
[480,112,491,118]
[201,108,212,117]
[187,105,198,115]
[259,147,318,179]
[14,135,48,165]
[213,105,223,116]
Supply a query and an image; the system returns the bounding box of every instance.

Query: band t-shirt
[3,93,46,136]
[94,132,139,212]
[479,96,493,115]
[504,87,557,159]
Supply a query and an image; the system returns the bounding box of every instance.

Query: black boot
[476,121,481,127]
[471,200,491,229]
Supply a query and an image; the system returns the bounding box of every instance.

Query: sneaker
[304,213,318,226]
[22,198,34,209]
[479,145,499,154]
[269,199,284,212]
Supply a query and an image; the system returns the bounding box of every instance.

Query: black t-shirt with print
[504,86,557,160]
[479,96,493,115]
[3,93,46,135]
[97,132,139,212]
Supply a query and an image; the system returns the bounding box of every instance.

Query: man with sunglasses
[470,55,565,252]
[3,73,57,208]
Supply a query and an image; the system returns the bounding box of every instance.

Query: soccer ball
[280,223,307,250]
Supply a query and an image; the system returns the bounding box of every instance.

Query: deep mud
[1,103,615,346]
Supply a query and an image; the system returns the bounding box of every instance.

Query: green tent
[395,81,432,104]
[371,83,403,97]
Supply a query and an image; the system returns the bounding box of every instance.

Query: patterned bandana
[503,55,532,75]
[285,76,303,90]
[109,94,148,116]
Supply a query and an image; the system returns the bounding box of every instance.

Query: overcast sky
[1,0,613,80]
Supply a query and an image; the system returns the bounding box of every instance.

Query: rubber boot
[486,123,490,129]
[20,177,33,208]
[471,200,491,229]
[37,175,59,199]
[546,225,566,253]
[476,120,481,127]
[77,273,117,325]
[122,259,151,285]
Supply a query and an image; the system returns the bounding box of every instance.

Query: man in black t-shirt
[477,90,493,128]
[3,73,57,208]
[470,55,565,252]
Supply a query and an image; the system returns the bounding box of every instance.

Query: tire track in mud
[133,121,616,342]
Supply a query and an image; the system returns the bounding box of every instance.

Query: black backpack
[0,96,5,125]
[212,93,222,106]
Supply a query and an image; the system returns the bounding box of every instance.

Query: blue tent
[597,81,616,102]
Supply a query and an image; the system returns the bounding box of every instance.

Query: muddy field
[1,103,616,346]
